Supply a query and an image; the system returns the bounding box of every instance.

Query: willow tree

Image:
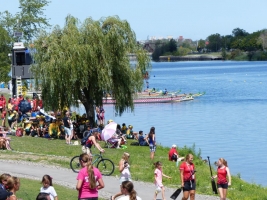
[31,15,150,124]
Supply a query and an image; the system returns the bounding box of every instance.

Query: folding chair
[105,138,118,148]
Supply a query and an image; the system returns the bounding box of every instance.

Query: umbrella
[101,122,117,141]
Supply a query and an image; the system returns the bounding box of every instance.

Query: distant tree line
[152,28,267,61]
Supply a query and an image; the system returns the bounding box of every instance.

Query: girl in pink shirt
[153,161,171,200]
[76,153,104,200]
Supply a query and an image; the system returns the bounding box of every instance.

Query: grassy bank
[0,136,267,199]
[16,178,84,200]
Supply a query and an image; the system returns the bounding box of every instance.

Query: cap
[172,144,176,148]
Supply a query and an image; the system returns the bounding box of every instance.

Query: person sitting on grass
[126,125,138,139]
[168,144,184,165]
[48,119,58,139]
[108,132,124,149]
[138,131,149,146]
[0,127,12,150]
[121,123,127,135]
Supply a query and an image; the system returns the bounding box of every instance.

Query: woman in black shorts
[179,154,196,200]
[212,158,231,200]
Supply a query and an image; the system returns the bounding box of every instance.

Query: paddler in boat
[163,88,168,95]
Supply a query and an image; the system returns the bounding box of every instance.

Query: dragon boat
[102,91,204,104]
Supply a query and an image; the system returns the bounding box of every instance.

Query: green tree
[221,48,227,60]
[232,28,249,37]
[0,11,17,39]
[174,47,191,56]
[31,15,150,123]
[169,39,177,52]
[0,26,11,83]
[197,39,205,52]
[0,0,50,42]
[221,35,233,50]
[206,33,221,52]
[257,29,267,50]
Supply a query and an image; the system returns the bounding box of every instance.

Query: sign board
[14,32,23,37]
[13,42,25,49]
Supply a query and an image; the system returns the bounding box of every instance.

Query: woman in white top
[118,181,142,200]
[111,152,132,200]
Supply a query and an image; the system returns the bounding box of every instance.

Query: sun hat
[172,144,176,148]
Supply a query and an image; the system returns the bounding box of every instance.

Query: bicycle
[70,152,115,176]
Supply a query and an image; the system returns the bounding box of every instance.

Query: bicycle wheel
[96,158,115,176]
[70,156,80,173]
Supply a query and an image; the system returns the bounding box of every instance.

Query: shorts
[70,125,73,131]
[149,144,156,152]
[217,183,228,189]
[171,154,178,161]
[64,127,71,135]
[183,180,196,191]
[82,146,91,154]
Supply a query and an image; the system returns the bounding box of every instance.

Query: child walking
[153,161,171,200]
[40,174,58,200]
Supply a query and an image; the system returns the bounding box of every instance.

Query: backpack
[16,128,23,137]
[81,131,91,145]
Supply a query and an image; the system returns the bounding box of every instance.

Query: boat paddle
[170,187,182,200]
[207,156,218,194]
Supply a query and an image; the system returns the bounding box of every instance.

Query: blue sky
[1,0,267,41]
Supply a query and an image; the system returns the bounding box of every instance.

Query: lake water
[77,61,267,186]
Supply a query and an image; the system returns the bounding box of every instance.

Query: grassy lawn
[15,177,104,200]
[1,136,267,200]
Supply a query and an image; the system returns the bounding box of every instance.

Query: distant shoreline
[159,55,222,61]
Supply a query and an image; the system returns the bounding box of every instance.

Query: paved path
[0,160,220,200]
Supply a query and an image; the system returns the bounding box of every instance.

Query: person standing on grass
[145,127,156,160]
[117,181,142,200]
[180,154,196,200]
[212,158,231,200]
[111,152,132,200]
[153,161,171,200]
[76,153,104,200]
[5,176,20,200]
[40,175,58,200]
[63,111,73,145]
[1,107,7,127]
